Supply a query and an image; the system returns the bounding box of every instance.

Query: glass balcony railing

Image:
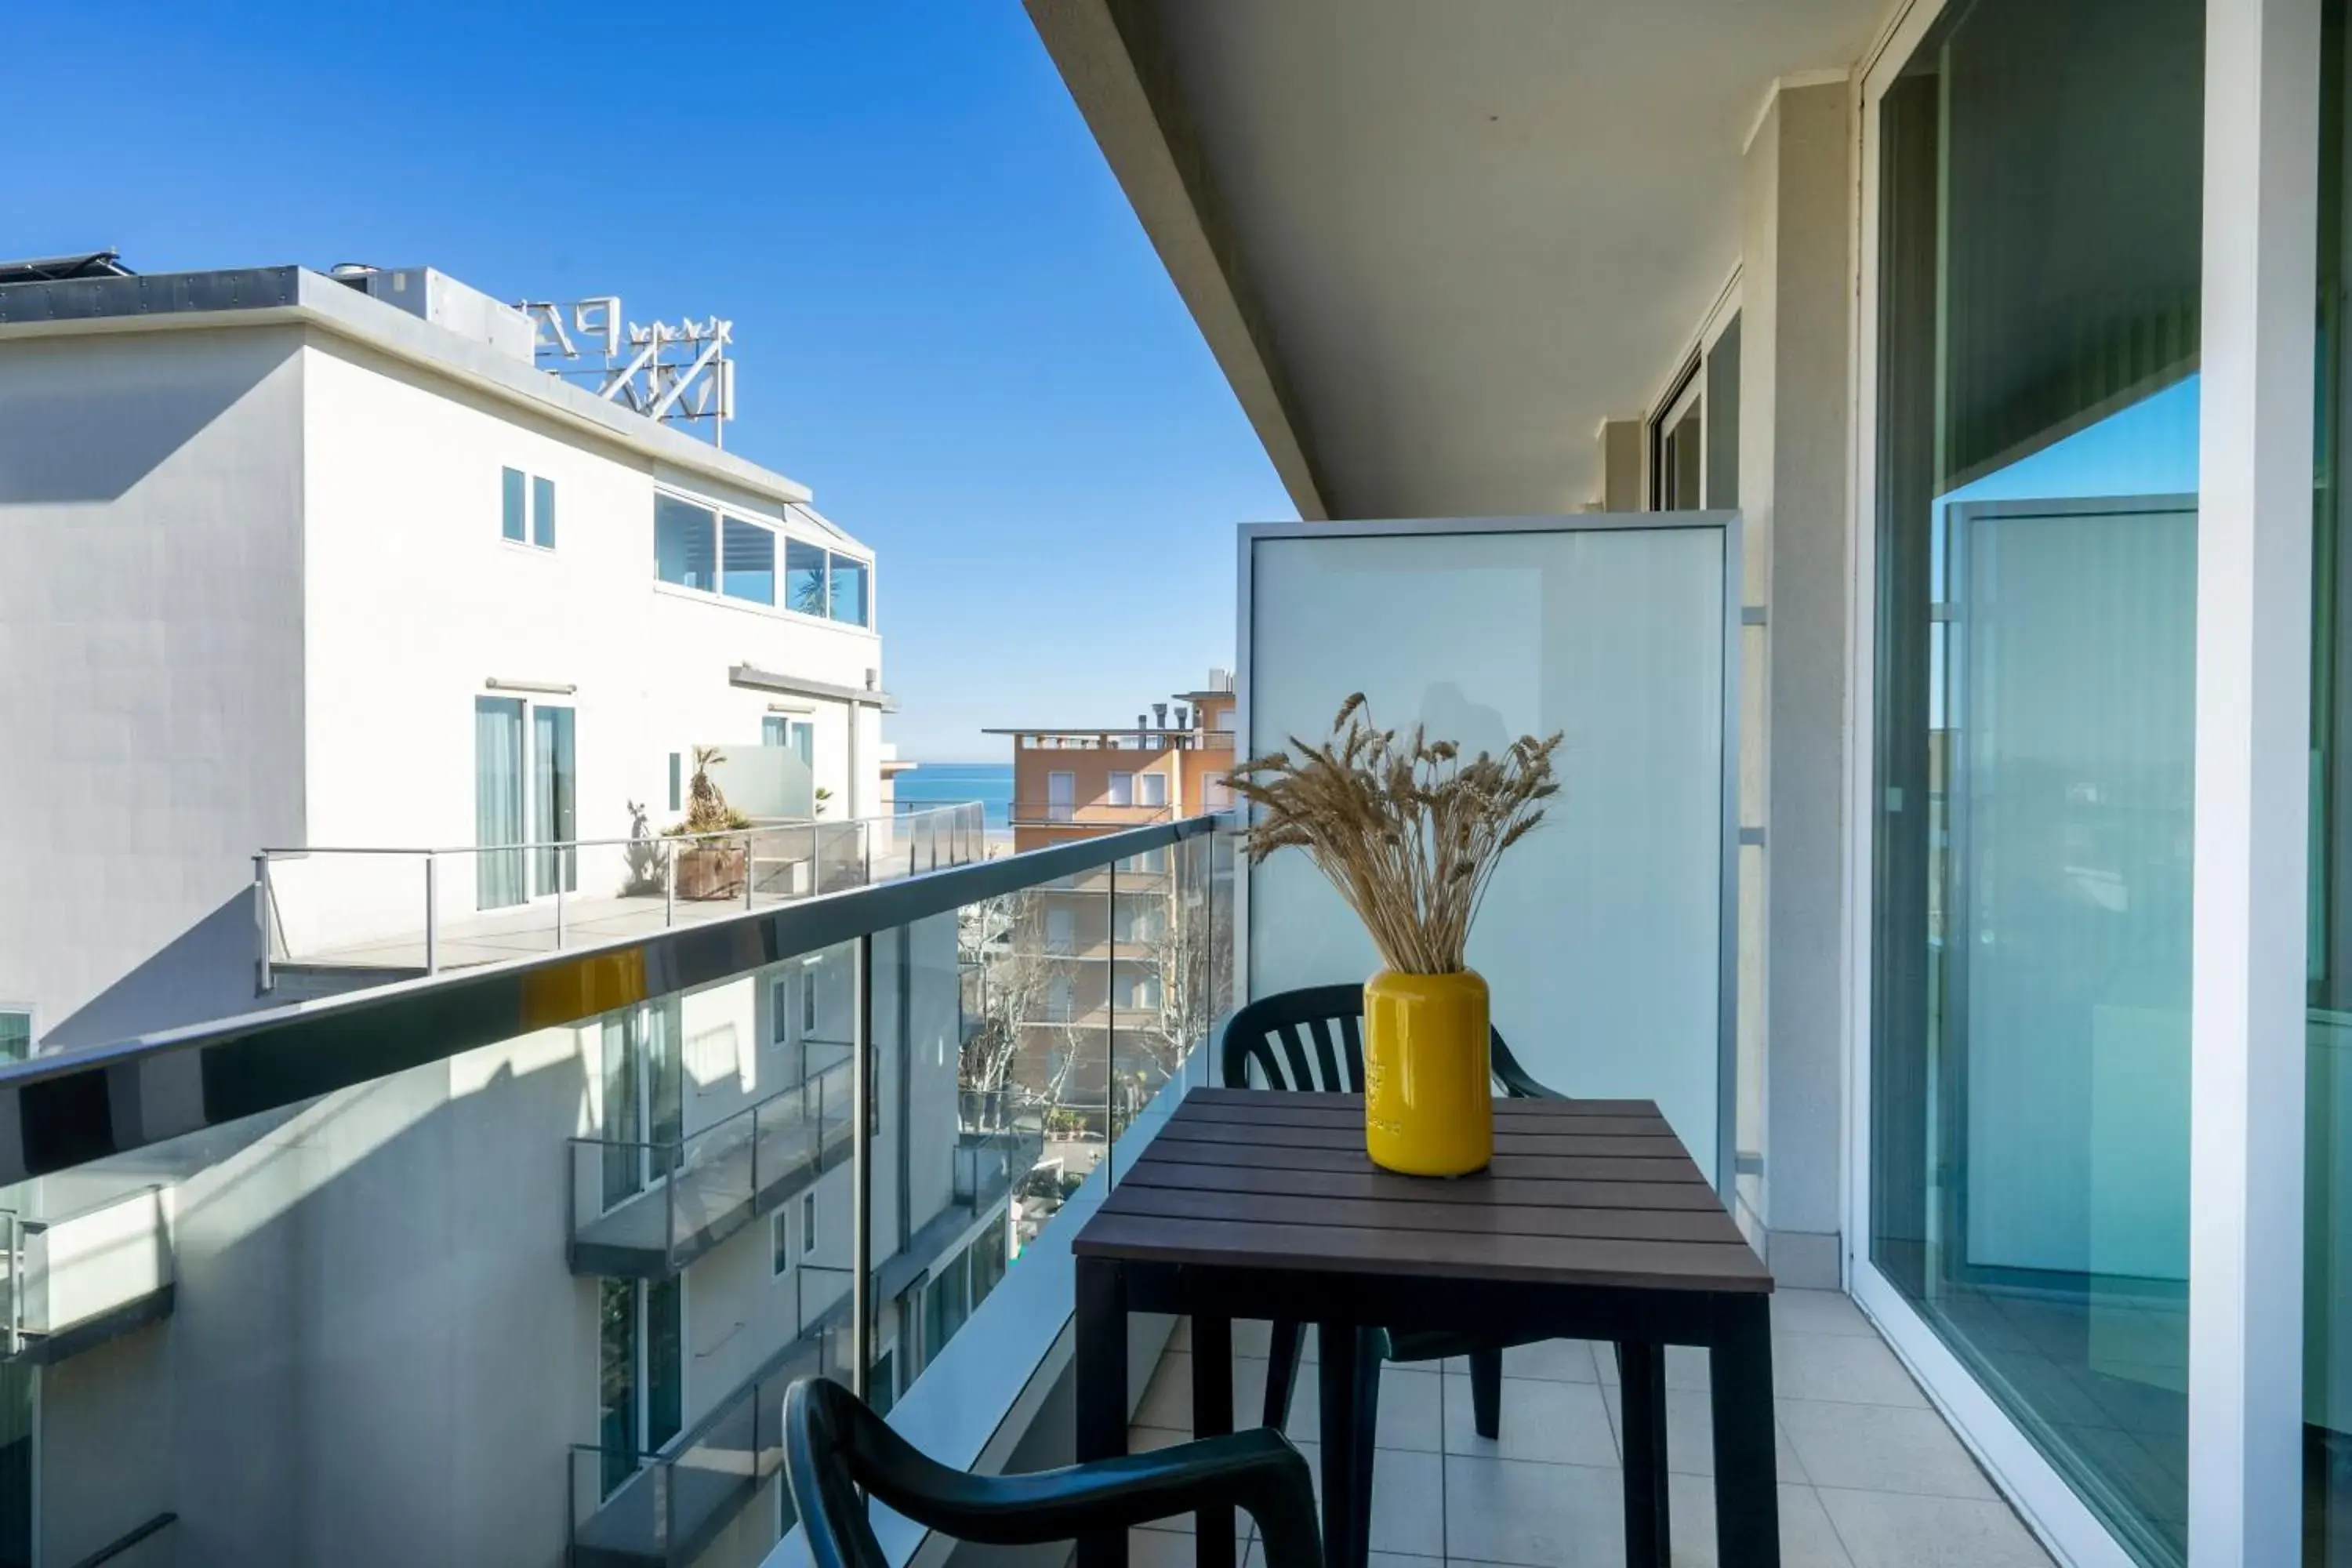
[1006,800,1172,829]
[0,811,1230,1568]
[255,800,987,985]
[568,1055,856,1278]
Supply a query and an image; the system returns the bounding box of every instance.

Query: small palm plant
[1228,695,1562,975]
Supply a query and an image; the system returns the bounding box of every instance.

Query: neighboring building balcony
[993,728,1233,753]
[569,1321,833,1568]
[568,1054,855,1279]
[1,1185,174,1366]
[1007,800,1175,830]
[256,801,985,993]
[568,1126,1034,1568]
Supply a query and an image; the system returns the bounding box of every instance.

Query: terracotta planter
[674,844,747,901]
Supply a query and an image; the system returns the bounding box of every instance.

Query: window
[800,1191,818,1255]
[828,555,870,627]
[1044,977,1076,1023]
[1045,907,1075,955]
[667,752,682,813]
[786,539,828,616]
[722,517,775,604]
[1047,771,1076,823]
[1203,771,1232,810]
[501,466,527,541]
[597,1276,682,1496]
[0,1010,28,1063]
[772,1209,792,1277]
[1867,0,2200,1557]
[1138,771,1167,810]
[532,474,557,548]
[1650,361,1703,510]
[1107,772,1134,808]
[532,705,575,897]
[1119,973,1161,1012]
[762,714,815,765]
[655,495,717,590]
[475,697,527,909]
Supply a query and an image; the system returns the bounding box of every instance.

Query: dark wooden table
[1071,1087,1777,1568]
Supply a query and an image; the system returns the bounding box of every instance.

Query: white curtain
[475,698,525,909]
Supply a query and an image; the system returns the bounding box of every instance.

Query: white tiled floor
[1127,1291,2057,1568]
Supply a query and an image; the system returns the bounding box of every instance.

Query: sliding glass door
[474,697,527,910]
[532,705,575,898]
[1867,0,2201,1561]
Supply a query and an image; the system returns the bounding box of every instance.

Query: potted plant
[1230,695,1560,1176]
[664,746,755,899]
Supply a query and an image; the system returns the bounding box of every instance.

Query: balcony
[256,801,985,992]
[1122,1308,2058,1568]
[1,1183,174,1366]
[0,808,2050,1568]
[568,1056,856,1279]
[1008,801,1177,830]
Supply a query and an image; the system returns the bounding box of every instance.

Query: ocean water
[892,762,1014,831]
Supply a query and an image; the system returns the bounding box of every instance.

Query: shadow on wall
[34,1040,597,1567]
[0,333,292,506]
[42,893,274,1054]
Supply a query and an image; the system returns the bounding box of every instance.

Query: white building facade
[0,263,887,1054]
[0,266,1018,1568]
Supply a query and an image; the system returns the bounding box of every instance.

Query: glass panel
[655,495,717,590]
[1668,401,1701,510]
[785,539,828,617]
[532,474,556,549]
[533,706,576,897]
[502,466,526,542]
[2314,5,2352,1550]
[20,820,1229,1567]
[645,1276,681,1450]
[723,517,775,604]
[598,1278,638,1497]
[0,1013,27,1063]
[1706,315,1740,510]
[474,696,526,909]
[1867,1,2201,1560]
[1247,525,1727,1179]
[828,555,870,627]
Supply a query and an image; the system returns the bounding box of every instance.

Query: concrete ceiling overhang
[1028,0,1888,519]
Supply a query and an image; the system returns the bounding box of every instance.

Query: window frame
[801,1191,818,1257]
[0,1004,33,1064]
[652,488,877,632]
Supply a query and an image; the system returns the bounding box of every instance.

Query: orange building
[976,671,1236,1129]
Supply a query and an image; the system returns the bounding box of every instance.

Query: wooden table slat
[1178,1085,1663,1117]
[1133,1137,1713,1185]
[1152,1119,1690,1160]
[1102,1181,1751,1247]
[1172,1099,1678,1140]
[1117,1153,1730,1212]
[1074,1209,1771,1293]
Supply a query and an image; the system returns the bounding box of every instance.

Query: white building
[0,262,1013,1567]
[0,260,890,1055]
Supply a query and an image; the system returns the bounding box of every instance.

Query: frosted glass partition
[1240,517,1735,1184]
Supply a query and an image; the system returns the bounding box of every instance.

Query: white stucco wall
[0,327,310,1050]
[298,334,882,936]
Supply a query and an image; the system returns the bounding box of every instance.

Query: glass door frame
[1839,2,2320,1563]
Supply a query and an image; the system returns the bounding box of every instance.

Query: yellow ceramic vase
[1362,969,1493,1177]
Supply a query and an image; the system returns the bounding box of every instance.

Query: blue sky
[13,2,1291,760]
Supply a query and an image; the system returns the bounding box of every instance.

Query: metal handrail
[0,812,1227,1185]
[566,1056,852,1156]
[260,800,982,858]
[64,1513,176,1568]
